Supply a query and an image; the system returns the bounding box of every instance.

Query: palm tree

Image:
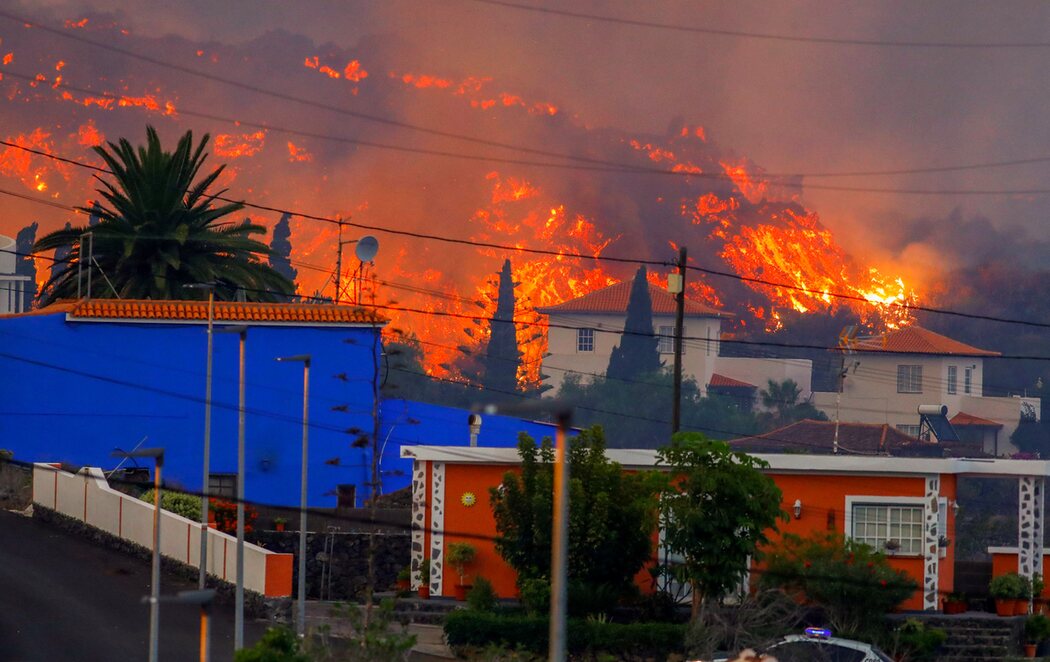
[34,126,295,304]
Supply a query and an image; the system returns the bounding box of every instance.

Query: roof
[854,325,999,357]
[536,281,728,317]
[726,419,976,457]
[950,412,1004,428]
[401,444,1050,477]
[19,299,385,326]
[709,373,756,388]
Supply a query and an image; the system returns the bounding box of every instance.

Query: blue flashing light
[805,627,833,639]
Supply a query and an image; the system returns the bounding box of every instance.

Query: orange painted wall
[991,552,1050,598]
[425,461,959,608]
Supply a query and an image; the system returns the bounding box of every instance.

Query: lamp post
[480,400,573,661]
[112,447,165,662]
[275,354,311,637]
[184,282,216,590]
[151,589,216,662]
[216,324,248,649]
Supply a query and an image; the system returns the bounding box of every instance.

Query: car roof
[776,634,874,650]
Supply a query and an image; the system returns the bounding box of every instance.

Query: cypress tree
[606,265,661,381]
[15,221,37,310]
[268,213,298,285]
[482,259,521,395]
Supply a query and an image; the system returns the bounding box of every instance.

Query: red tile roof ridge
[854,325,999,357]
[709,373,756,388]
[950,411,1004,428]
[35,298,386,325]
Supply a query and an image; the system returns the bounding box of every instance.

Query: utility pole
[335,220,344,304]
[671,246,687,434]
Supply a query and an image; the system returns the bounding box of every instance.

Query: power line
[6,68,1050,195]
[467,0,1050,50]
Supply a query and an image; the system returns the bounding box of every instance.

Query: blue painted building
[0,299,551,507]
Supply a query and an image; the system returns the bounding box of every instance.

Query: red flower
[880,579,887,587]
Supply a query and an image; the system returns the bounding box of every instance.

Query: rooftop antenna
[353,235,379,305]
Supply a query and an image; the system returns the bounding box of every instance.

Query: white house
[0,234,30,315]
[536,280,812,401]
[811,325,1038,455]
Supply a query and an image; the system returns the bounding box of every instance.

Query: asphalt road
[0,510,268,662]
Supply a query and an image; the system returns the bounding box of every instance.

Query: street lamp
[275,353,311,637]
[479,399,573,662]
[149,589,216,662]
[113,447,165,662]
[184,282,217,590]
[216,324,248,650]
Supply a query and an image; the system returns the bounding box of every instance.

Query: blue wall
[0,310,553,506]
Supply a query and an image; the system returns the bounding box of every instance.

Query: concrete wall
[32,463,292,596]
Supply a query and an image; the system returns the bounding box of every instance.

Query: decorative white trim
[410,460,427,590]
[1019,476,1045,580]
[923,476,940,611]
[429,462,446,596]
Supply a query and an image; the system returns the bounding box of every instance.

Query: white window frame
[657,325,675,354]
[896,424,921,438]
[964,366,973,395]
[845,496,932,557]
[947,365,957,395]
[897,365,923,394]
[576,328,594,353]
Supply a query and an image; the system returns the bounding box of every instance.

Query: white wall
[714,357,813,401]
[32,464,291,596]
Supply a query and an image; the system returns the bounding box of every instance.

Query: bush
[443,611,685,657]
[990,573,1030,599]
[138,489,202,520]
[519,578,550,616]
[235,627,311,662]
[760,532,917,639]
[1026,614,1050,643]
[467,576,498,612]
[886,618,946,662]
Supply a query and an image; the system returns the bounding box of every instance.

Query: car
[706,628,894,662]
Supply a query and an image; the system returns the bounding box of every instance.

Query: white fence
[32,463,292,597]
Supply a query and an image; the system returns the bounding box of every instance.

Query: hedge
[443,611,685,657]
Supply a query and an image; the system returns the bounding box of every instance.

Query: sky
[3,0,1050,327]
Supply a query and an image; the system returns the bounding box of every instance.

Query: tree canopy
[606,265,661,382]
[34,126,294,303]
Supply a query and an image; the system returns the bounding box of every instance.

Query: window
[658,325,674,354]
[576,328,594,352]
[852,504,924,555]
[896,365,922,393]
[208,473,237,499]
[964,366,973,394]
[337,484,357,509]
[896,424,921,438]
[947,365,957,395]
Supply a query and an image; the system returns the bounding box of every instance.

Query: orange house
[403,446,1047,612]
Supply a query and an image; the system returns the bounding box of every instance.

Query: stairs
[388,595,464,626]
[917,613,1023,661]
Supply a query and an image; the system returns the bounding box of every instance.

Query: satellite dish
[355,235,379,262]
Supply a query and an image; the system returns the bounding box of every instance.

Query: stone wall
[252,530,410,601]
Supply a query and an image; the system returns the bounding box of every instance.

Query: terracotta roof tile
[950,412,1004,428]
[854,325,999,357]
[709,373,756,388]
[536,281,728,317]
[43,299,386,326]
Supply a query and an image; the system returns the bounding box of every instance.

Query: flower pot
[996,598,1016,616]
[418,585,430,599]
[1025,643,1037,658]
[1016,598,1031,616]
[453,584,472,601]
[943,600,967,615]
[274,522,286,532]
[396,579,410,592]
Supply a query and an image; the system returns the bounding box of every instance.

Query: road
[0,509,267,661]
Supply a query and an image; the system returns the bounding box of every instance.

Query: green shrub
[888,618,946,662]
[467,576,498,612]
[1026,614,1050,643]
[235,627,311,662]
[990,573,1030,599]
[138,489,202,520]
[518,578,550,616]
[760,532,917,639]
[443,611,685,657]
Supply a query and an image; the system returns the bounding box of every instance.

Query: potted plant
[883,539,901,555]
[990,573,1025,616]
[942,592,967,615]
[1035,573,1047,614]
[1025,614,1050,657]
[938,535,950,549]
[273,516,287,532]
[446,542,477,601]
[395,565,411,592]
[1018,574,1035,615]
[418,559,431,599]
